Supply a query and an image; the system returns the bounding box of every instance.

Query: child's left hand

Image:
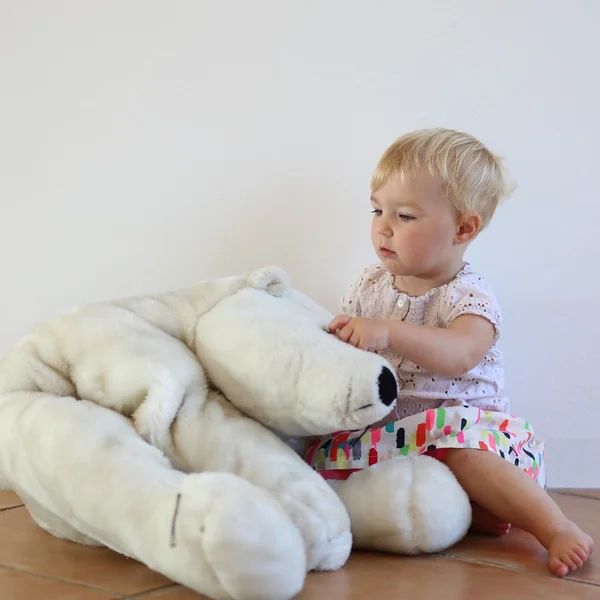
[329,315,389,352]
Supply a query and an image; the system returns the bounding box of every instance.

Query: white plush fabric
[0,266,471,600]
[332,456,471,554]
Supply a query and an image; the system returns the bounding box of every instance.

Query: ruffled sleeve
[441,271,502,340]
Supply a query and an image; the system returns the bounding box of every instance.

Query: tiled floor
[0,489,598,599]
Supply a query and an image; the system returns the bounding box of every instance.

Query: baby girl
[307,128,594,577]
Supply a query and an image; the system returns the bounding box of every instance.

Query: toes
[569,550,584,568]
[574,545,589,562]
[562,552,579,570]
[550,558,569,577]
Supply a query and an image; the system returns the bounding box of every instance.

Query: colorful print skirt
[305,405,546,489]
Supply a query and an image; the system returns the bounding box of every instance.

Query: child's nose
[378,222,392,236]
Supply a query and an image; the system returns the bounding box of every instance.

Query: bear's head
[193,267,398,436]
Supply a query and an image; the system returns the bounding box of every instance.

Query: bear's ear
[245,266,290,297]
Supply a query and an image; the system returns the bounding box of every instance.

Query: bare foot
[546,521,595,577]
[470,503,511,536]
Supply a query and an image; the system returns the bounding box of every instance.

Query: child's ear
[455,213,482,244]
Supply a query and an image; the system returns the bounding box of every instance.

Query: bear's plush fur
[0,266,471,600]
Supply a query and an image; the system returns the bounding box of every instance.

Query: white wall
[1,0,598,486]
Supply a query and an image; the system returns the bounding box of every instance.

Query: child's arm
[388,315,495,375]
[329,314,495,376]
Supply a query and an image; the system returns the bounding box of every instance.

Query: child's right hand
[329,315,390,352]
[329,314,352,333]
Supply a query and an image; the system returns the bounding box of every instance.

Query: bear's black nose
[378,367,397,406]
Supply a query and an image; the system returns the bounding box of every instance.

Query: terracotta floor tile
[132,549,600,599]
[553,489,600,500]
[137,553,600,599]
[443,492,600,585]
[0,565,116,600]
[300,552,600,599]
[133,585,203,599]
[0,507,171,595]
[0,505,38,531]
[0,490,23,510]
[1,490,599,599]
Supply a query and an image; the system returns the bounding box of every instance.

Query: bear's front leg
[0,392,306,600]
[332,456,472,554]
[170,389,352,572]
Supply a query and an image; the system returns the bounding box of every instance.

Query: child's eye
[371,209,382,216]
[399,213,415,222]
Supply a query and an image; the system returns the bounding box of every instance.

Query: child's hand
[329,315,389,352]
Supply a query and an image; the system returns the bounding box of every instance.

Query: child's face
[370,173,465,280]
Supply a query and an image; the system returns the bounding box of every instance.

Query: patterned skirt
[305,405,546,488]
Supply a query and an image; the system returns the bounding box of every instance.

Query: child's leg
[444,448,595,577]
[426,449,510,536]
[470,503,512,536]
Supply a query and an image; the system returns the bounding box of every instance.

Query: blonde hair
[371,128,515,228]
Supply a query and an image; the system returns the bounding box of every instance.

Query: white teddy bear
[0,267,471,600]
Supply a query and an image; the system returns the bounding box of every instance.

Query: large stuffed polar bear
[0,266,471,600]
